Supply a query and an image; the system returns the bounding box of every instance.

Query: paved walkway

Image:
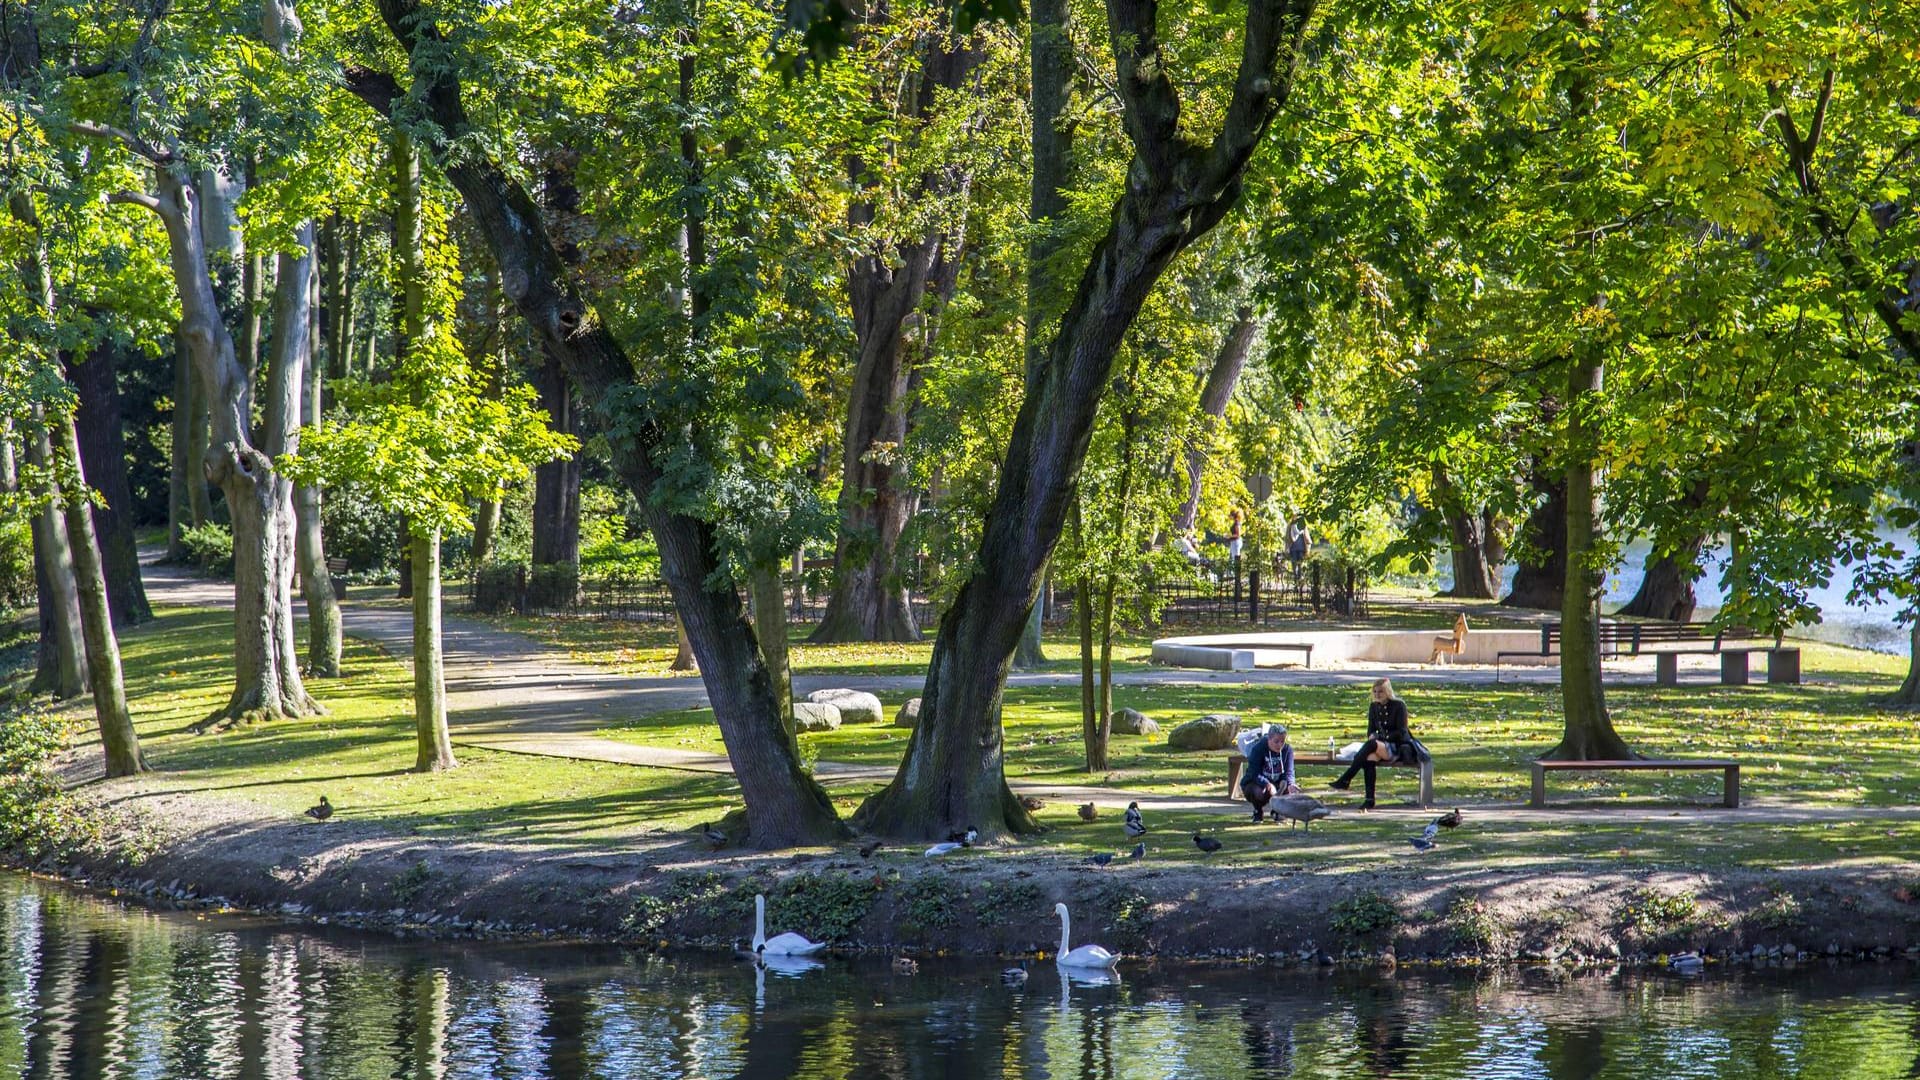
[136,555,1825,820]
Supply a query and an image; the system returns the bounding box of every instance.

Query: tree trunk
[291,321,343,675]
[853,0,1320,839]
[750,563,794,733]
[1174,308,1257,535]
[529,350,581,568]
[671,616,698,672]
[348,15,845,846]
[1091,574,1116,773]
[1617,547,1703,622]
[66,341,151,626]
[1502,467,1567,610]
[1546,354,1635,761]
[412,527,456,771]
[1431,461,1497,600]
[1077,575,1096,769]
[167,332,194,558]
[1886,620,1920,707]
[28,419,87,698]
[1012,586,1047,670]
[472,499,501,566]
[54,411,145,777]
[320,214,356,379]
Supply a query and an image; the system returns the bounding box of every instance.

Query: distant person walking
[1285,517,1311,574]
[1329,678,1415,810]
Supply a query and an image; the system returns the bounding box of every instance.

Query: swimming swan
[1052,902,1119,969]
[753,894,827,957]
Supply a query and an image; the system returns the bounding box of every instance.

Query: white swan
[1052,902,1119,969]
[753,894,827,957]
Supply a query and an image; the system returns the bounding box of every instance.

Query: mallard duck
[1078,802,1098,822]
[1000,966,1029,987]
[1123,801,1146,838]
[892,956,919,975]
[858,839,884,858]
[702,824,728,849]
[304,796,333,822]
[1436,808,1463,829]
[1053,903,1119,969]
[1020,795,1045,812]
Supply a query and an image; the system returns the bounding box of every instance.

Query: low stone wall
[1151,629,1558,671]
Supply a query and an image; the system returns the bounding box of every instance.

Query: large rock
[1110,707,1159,736]
[895,698,922,728]
[792,702,842,733]
[1167,713,1241,751]
[807,688,884,725]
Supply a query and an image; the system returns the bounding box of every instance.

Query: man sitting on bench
[1240,726,1299,822]
[1430,613,1468,665]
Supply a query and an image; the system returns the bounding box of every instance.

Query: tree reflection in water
[0,873,1914,1078]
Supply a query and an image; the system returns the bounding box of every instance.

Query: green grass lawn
[20,603,1920,874]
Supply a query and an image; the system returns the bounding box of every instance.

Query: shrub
[1331,891,1400,937]
[178,523,234,577]
[1618,888,1698,934]
[472,562,528,614]
[0,705,99,862]
[896,878,957,933]
[527,562,580,610]
[0,513,34,609]
[320,481,406,574]
[765,873,881,943]
[1443,894,1502,954]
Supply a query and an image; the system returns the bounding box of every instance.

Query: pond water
[2,872,1916,1078]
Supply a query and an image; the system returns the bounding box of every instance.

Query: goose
[1270,794,1332,831]
[304,796,333,822]
[752,894,827,957]
[1052,903,1119,969]
[1123,802,1146,838]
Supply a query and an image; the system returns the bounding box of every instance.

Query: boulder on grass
[792,702,842,733]
[807,688,884,725]
[895,698,922,728]
[1110,707,1159,736]
[1167,713,1240,751]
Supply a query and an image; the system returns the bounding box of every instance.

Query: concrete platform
[1151,628,1557,671]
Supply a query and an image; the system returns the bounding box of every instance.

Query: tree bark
[1618,547,1703,622]
[1545,354,1635,760]
[28,418,87,698]
[1887,621,1920,707]
[347,13,844,847]
[529,350,581,568]
[1091,574,1116,773]
[1174,307,1257,535]
[1502,466,1567,610]
[54,411,145,777]
[287,275,342,676]
[1012,585,1047,670]
[167,332,194,558]
[68,340,152,626]
[750,563,794,732]
[671,615,698,672]
[854,0,1321,839]
[412,527,455,770]
[1431,461,1497,599]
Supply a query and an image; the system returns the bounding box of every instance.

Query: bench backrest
[1540,622,1782,652]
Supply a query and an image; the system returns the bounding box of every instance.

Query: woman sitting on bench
[1330,678,1415,810]
[1240,725,1299,822]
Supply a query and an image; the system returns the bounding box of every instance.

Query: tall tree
[855,0,1323,838]
[68,341,152,625]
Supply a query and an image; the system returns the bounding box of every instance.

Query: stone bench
[1528,758,1741,809]
[1228,751,1432,807]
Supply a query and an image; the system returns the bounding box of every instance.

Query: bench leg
[1720,651,1750,685]
[1767,649,1801,685]
[1530,764,1546,809]
[1724,766,1740,809]
[1419,761,1433,808]
[1227,759,1242,799]
[1656,652,1678,686]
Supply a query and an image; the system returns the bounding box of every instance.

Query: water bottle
[1327,735,1336,758]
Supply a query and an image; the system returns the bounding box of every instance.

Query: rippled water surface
[2,871,1916,1078]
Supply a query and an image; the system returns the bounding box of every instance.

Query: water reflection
[0,872,1914,1078]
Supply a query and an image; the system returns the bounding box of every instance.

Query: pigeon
[924,842,967,856]
[1127,842,1145,860]
[1123,802,1146,838]
[1408,823,1439,851]
[702,823,728,849]
[1436,808,1463,829]
[858,839,884,858]
[303,796,333,822]
[1001,967,1029,987]
[1269,794,1332,831]
[1019,795,1045,812]
[1192,833,1223,854]
[1078,802,1098,822]
[1086,852,1114,867]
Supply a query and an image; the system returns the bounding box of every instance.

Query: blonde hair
[1372,678,1398,699]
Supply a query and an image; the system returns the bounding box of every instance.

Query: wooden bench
[1528,758,1741,808]
[1228,750,1432,807]
[1495,622,1797,685]
[325,557,348,600]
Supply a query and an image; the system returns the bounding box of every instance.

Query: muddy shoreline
[6,782,1918,973]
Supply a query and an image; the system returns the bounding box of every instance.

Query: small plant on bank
[1617,887,1698,936]
[392,861,434,905]
[1747,887,1804,930]
[765,872,881,943]
[0,705,102,864]
[1331,891,1400,938]
[177,523,235,578]
[975,880,1042,924]
[896,878,957,933]
[1105,890,1155,951]
[1442,894,1503,955]
[621,895,672,939]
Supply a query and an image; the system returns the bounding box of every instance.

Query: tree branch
[70,119,171,164]
[104,190,161,214]
[340,63,400,117]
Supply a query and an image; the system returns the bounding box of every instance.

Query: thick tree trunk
[1546,355,1635,761]
[1886,620,1920,707]
[412,528,456,771]
[472,499,501,565]
[69,341,152,625]
[529,351,581,568]
[167,333,194,558]
[1077,575,1096,767]
[347,17,844,846]
[854,0,1320,839]
[1502,467,1567,610]
[671,616,698,672]
[750,563,794,731]
[1091,574,1116,773]
[28,420,87,698]
[1618,547,1703,622]
[1431,462,1497,600]
[55,412,144,777]
[288,275,342,675]
[1174,308,1257,535]
[1012,586,1047,670]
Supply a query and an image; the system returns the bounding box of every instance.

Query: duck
[702,823,728,849]
[858,839,884,858]
[1667,951,1704,972]
[752,894,827,957]
[1123,802,1146,838]
[1000,966,1029,987]
[1192,833,1223,854]
[1078,802,1098,822]
[1270,794,1332,831]
[1020,795,1045,812]
[1436,808,1463,829]
[1052,902,1119,969]
[892,956,919,975]
[304,796,333,822]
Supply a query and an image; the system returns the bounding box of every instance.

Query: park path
[139,554,1860,823]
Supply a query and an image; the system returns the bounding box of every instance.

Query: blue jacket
[1243,739,1295,790]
